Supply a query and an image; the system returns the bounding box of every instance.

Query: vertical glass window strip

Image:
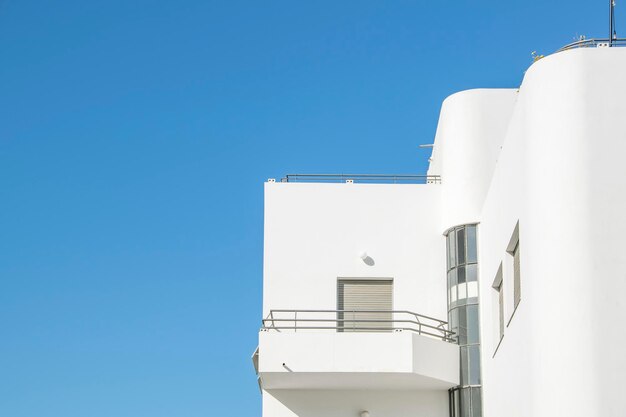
[466,264,477,282]
[456,228,466,265]
[461,388,472,417]
[471,388,482,417]
[450,308,459,340]
[458,306,467,344]
[466,264,478,300]
[449,269,458,306]
[469,345,481,385]
[467,304,479,344]
[466,225,477,263]
[457,266,467,300]
[513,242,521,309]
[446,224,482,417]
[449,231,457,268]
[498,281,504,340]
[460,346,468,386]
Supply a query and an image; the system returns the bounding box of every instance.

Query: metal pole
[610,0,616,46]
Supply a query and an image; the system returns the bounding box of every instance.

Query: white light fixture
[358,251,368,261]
[360,411,370,417]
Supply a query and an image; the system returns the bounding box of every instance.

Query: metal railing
[261,309,456,343]
[280,174,441,184]
[557,37,626,53]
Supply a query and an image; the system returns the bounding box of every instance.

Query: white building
[253,43,626,417]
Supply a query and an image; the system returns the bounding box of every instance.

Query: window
[337,279,392,332]
[446,225,482,417]
[511,241,521,310]
[492,264,504,350]
[506,222,521,313]
[497,281,504,340]
[449,386,482,417]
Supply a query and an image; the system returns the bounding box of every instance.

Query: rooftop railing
[280,174,441,184]
[557,37,626,53]
[261,309,456,343]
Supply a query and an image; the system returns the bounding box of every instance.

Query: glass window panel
[466,264,477,282]
[467,282,479,299]
[457,266,466,284]
[458,282,467,300]
[449,269,458,305]
[458,307,467,345]
[449,269,457,287]
[447,271,453,306]
[469,345,481,385]
[467,304,480,344]
[460,346,468,385]
[466,225,477,263]
[461,388,471,417]
[471,387,482,417]
[449,308,459,336]
[514,242,521,308]
[454,389,461,417]
[448,231,457,268]
[446,235,451,269]
[456,228,466,265]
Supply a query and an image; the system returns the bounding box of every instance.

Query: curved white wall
[429,89,518,232]
[478,48,626,417]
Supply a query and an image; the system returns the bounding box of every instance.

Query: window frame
[492,264,504,356]
[505,222,521,326]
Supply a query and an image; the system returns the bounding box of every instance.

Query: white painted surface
[428,89,518,232]
[259,331,459,389]
[475,48,626,417]
[263,389,449,417]
[263,182,447,321]
[261,183,451,416]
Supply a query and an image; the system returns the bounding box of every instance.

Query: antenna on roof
[609,0,617,46]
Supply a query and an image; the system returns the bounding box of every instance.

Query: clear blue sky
[0,1,617,416]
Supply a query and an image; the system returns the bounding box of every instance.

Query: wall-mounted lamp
[358,251,375,266]
[360,411,370,417]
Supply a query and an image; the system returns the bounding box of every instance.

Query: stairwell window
[492,265,504,354]
[511,241,521,309]
[506,223,521,316]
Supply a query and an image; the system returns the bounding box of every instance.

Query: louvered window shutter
[337,279,393,332]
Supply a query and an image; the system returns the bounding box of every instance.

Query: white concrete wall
[263,182,447,320]
[428,89,518,232]
[263,389,449,417]
[477,48,626,417]
[259,331,459,389]
[262,182,450,417]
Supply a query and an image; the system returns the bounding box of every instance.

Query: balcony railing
[280,174,441,184]
[557,37,626,52]
[261,309,456,343]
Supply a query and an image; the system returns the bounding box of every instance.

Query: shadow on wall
[363,256,375,266]
[265,389,448,417]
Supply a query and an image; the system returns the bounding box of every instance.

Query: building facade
[253,46,626,417]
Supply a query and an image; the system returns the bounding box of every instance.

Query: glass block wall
[446,225,482,417]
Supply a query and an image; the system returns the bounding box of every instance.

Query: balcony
[256,310,459,390]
